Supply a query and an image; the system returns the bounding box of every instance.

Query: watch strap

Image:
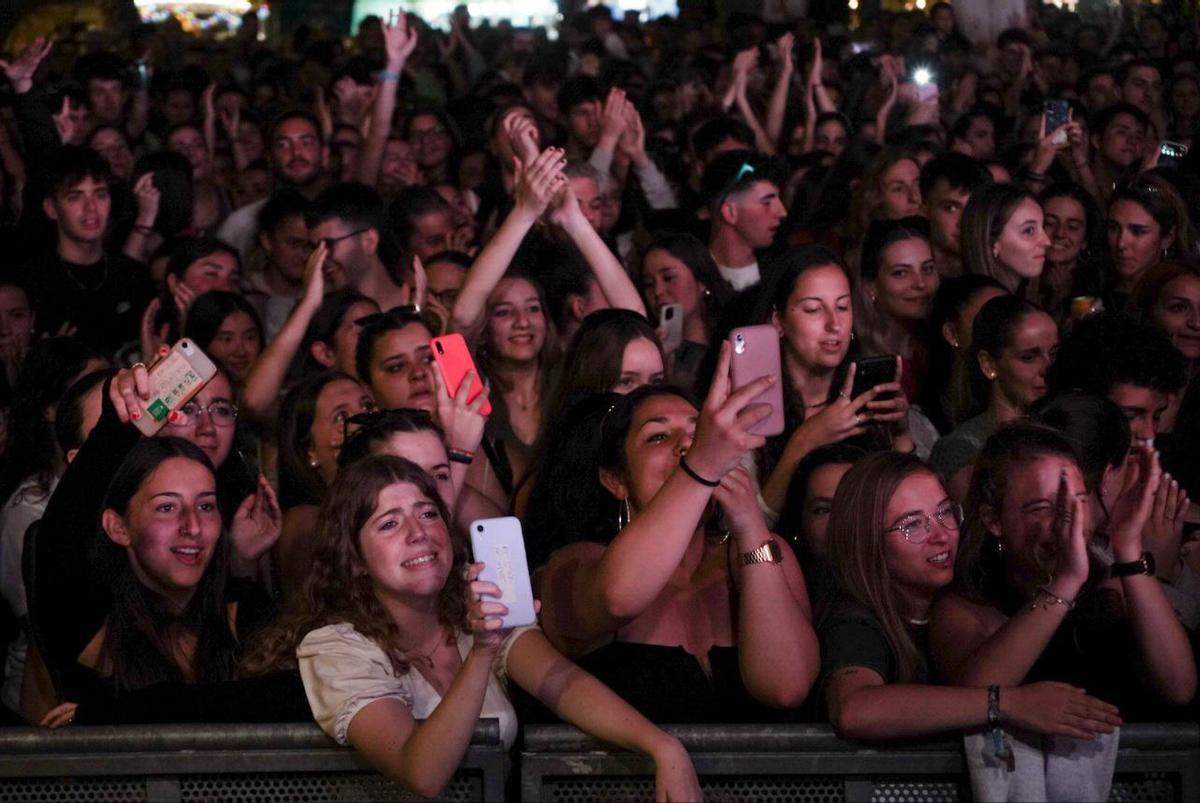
[739,540,782,567]
[1111,551,1155,578]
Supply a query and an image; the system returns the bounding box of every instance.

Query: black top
[576,641,790,723]
[819,599,930,685]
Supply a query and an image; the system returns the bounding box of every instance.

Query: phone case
[728,324,785,436]
[133,339,219,436]
[469,517,537,629]
[431,334,492,416]
[660,303,684,353]
[1044,100,1069,132]
[850,355,899,399]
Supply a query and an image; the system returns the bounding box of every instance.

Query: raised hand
[1142,470,1189,581]
[504,113,541,166]
[0,37,53,95]
[714,465,770,549]
[383,10,419,69]
[777,32,795,78]
[230,474,283,568]
[791,364,877,451]
[132,171,161,228]
[431,365,489,456]
[599,87,628,149]
[52,96,80,145]
[300,240,329,303]
[139,297,170,363]
[1107,443,1163,563]
[683,340,775,483]
[466,562,508,651]
[617,101,648,166]
[1050,472,1090,593]
[512,147,567,220]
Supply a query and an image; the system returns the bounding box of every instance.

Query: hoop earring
[617,498,631,531]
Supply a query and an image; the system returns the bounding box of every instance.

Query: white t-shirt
[297,622,536,749]
[1,476,56,713]
[717,261,761,292]
[215,197,269,263]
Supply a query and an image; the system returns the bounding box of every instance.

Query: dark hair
[256,187,311,237]
[166,237,241,281]
[691,116,755,162]
[954,423,1080,603]
[337,408,445,468]
[960,295,1045,421]
[387,185,452,249]
[277,370,361,509]
[354,308,432,393]
[99,437,237,692]
[948,106,1000,148]
[1090,102,1151,138]
[859,216,932,282]
[919,151,992,198]
[1032,392,1130,492]
[75,51,128,86]
[1047,311,1187,398]
[44,146,112,200]
[997,28,1034,49]
[557,75,604,114]
[0,337,106,505]
[297,289,378,380]
[1109,174,1198,264]
[307,181,387,233]
[1131,260,1200,324]
[777,441,868,562]
[1037,181,1109,290]
[131,152,194,237]
[925,275,1009,429]
[268,109,324,146]
[54,368,114,456]
[183,291,265,359]
[643,231,735,336]
[1116,58,1162,88]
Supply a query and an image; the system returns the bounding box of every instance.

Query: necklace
[402,627,446,668]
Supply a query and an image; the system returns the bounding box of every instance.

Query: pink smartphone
[728,324,785,436]
[430,333,492,416]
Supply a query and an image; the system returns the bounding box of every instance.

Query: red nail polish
[131,410,141,421]
[168,410,179,423]
[159,345,170,356]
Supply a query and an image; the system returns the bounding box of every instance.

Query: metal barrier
[0,720,507,802]
[521,722,1200,803]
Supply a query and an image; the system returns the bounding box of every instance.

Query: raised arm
[450,147,566,340]
[730,49,775,156]
[241,243,328,423]
[766,33,795,147]
[547,180,645,315]
[355,12,418,188]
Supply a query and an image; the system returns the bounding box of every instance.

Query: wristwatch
[1110,551,1155,578]
[739,540,783,567]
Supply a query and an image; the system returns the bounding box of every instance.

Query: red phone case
[728,324,785,436]
[430,334,492,416]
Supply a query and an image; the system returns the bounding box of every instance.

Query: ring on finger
[838,391,849,399]
[131,362,147,372]
[854,413,862,424]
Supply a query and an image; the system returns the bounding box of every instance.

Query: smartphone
[133,339,218,436]
[1044,99,1069,146]
[430,333,492,416]
[659,303,683,353]
[728,324,785,436]
[849,41,873,56]
[910,66,938,102]
[469,517,537,629]
[1159,140,1189,169]
[850,354,899,399]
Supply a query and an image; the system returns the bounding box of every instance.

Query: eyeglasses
[315,228,369,252]
[168,400,239,427]
[354,304,423,328]
[884,502,963,544]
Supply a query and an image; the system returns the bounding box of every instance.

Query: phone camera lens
[476,525,484,532]
[436,342,443,354]
[733,334,745,355]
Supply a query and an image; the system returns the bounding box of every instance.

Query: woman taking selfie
[242,455,700,800]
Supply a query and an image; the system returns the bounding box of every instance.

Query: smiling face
[486,277,547,365]
[980,310,1058,413]
[1108,199,1170,283]
[104,456,222,609]
[367,323,436,413]
[883,471,959,599]
[613,337,665,394]
[985,455,1089,590]
[206,310,261,382]
[872,237,939,323]
[179,251,240,295]
[774,265,853,372]
[1152,274,1200,361]
[162,371,237,468]
[993,198,1050,282]
[642,248,705,324]
[1042,195,1087,265]
[167,126,211,179]
[369,431,454,511]
[357,481,453,604]
[309,378,376,484]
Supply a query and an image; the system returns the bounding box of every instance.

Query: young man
[387,186,456,263]
[920,152,992,277]
[20,147,151,353]
[1088,103,1150,202]
[702,150,786,292]
[218,110,330,260]
[307,182,411,311]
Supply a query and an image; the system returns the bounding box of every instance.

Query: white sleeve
[493,625,541,686]
[634,160,678,210]
[297,624,414,745]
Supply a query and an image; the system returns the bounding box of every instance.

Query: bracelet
[679,457,721,488]
[379,70,401,82]
[448,448,475,464]
[1031,585,1075,611]
[987,685,1001,728]
[1026,170,1047,181]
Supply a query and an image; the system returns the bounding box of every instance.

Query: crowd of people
[0,0,1199,798]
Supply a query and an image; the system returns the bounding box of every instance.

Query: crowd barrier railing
[521,722,1200,803]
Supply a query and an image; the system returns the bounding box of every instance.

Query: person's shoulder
[297,622,380,657]
[821,597,885,633]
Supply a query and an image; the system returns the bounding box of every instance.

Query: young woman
[1134,260,1200,375]
[1037,182,1108,318]
[32,366,295,726]
[820,451,1121,741]
[931,424,1196,724]
[165,123,231,235]
[1106,174,1197,309]
[241,455,701,800]
[0,280,35,405]
[537,345,821,722]
[640,232,734,394]
[184,291,264,385]
[961,183,1051,296]
[147,238,243,355]
[275,371,375,596]
[848,148,923,244]
[854,217,940,403]
[757,246,913,517]
[931,295,1058,501]
[405,109,459,186]
[354,308,440,413]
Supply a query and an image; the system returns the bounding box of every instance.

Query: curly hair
[241,455,468,676]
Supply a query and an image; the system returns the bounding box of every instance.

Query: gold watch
[739,540,783,567]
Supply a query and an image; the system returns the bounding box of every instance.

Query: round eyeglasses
[883,503,963,544]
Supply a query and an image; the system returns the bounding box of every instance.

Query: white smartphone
[659,303,684,353]
[469,517,537,629]
[133,339,218,436]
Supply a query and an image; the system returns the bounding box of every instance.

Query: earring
[309,459,320,468]
[990,537,1003,556]
[986,371,997,380]
[849,331,856,341]
[616,497,631,531]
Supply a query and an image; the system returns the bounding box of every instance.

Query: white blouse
[297,622,536,749]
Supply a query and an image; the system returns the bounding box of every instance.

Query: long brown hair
[242,456,468,675]
[825,451,935,683]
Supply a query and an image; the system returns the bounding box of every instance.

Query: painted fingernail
[159,345,170,356]
[131,410,141,421]
[168,410,180,423]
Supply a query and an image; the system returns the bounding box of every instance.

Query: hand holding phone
[659,303,684,353]
[850,355,899,399]
[1044,99,1069,146]
[728,325,785,436]
[431,334,492,416]
[469,517,537,630]
[122,339,218,435]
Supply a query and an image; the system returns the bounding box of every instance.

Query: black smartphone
[1044,99,1069,134]
[850,355,899,399]
[1159,140,1189,169]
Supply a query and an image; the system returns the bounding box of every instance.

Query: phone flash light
[913,68,932,86]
